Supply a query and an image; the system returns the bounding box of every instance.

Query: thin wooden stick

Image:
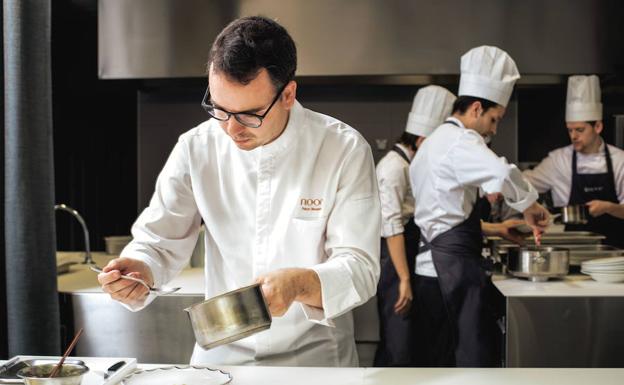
[49,327,84,378]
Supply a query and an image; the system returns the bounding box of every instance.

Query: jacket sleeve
[377,158,410,237]
[119,136,202,311]
[304,138,381,325]
[523,154,558,194]
[450,131,538,213]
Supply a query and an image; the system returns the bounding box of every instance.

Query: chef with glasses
[96,16,381,367]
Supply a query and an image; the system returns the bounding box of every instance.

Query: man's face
[473,104,506,139]
[566,121,602,153]
[208,65,295,151]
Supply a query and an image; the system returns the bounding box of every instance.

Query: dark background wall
[52,0,137,251]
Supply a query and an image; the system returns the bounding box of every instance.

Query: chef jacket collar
[395,143,415,162]
[258,100,304,157]
[446,117,465,128]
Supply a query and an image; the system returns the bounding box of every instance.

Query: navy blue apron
[416,119,502,367]
[374,145,420,367]
[565,145,624,248]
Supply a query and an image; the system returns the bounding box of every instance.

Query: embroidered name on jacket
[300,198,323,211]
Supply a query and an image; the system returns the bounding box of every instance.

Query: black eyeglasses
[201,83,287,128]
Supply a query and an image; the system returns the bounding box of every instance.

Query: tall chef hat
[458,45,520,107]
[405,85,456,137]
[565,75,602,122]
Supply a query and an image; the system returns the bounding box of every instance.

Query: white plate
[582,256,624,267]
[121,366,232,385]
[583,271,624,283]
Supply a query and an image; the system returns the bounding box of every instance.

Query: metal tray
[489,231,605,246]
[0,357,85,380]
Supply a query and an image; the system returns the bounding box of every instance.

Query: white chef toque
[565,75,602,122]
[405,85,456,137]
[458,45,520,108]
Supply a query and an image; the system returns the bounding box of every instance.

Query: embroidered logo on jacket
[300,198,323,211]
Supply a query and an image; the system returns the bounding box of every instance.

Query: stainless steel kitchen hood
[98,0,617,80]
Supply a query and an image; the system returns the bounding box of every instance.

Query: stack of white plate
[581,257,624,283]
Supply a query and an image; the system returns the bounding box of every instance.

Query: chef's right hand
[522,202,550,242]
[97,257,154,306]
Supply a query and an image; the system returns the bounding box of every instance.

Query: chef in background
[374,85,456,367]
[523,75,624,247]
[95,16,380,367]
[409,46,550,367]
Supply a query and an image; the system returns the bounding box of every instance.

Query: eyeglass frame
[201,82,288,128]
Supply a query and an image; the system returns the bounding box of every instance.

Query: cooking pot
[561,204,589,225]
[506,246,570,282]
[184,283,271,350]
[16,363,89,385]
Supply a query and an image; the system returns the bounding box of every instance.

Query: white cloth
[120,101,381,366]
[523,141,624,207]
[409,117,538,277]
[458,45,520,107]
[377,144,415,238]
[405,85,456,137]
[566,75,603,122]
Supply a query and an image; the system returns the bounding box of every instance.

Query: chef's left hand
[586,200,613,217]
[256,268,321,317]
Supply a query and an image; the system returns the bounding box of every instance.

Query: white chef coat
[409,118,538,277]
[376,144,415,238]
[120,101,381,366]
[523,141,624,207]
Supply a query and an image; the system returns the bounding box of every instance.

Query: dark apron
[417,119,502,367]
[565,145,624,248]
[374,145,420,367]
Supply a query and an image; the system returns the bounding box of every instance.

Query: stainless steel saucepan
[506,246,570,282]
[561,204,589,225]
[184,283,271,350]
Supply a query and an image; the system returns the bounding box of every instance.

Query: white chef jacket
[409,117,538,277]
[120,101,381,366]
[523,141,624,207]
[376,144,415,238]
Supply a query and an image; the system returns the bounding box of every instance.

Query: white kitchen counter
[4,358,624,385]
[493,273,624,297]
[140,364,624,385]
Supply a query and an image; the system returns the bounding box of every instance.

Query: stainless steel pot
[184,283,272,350]
[16,363,89,385]
[507,246,570,282]
[561,204,589,224]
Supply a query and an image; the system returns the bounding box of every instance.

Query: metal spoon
[90,266,181,295]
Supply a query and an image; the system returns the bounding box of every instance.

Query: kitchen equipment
[17,363,89,385]
[103,236,132,255]
[581,257,624,283]
[561,204,589,224]
[184,283,271,350]
[103,361,125,379]
[1,359,85,383]
[507,246,570,282]
[121,366,232,385]
[49,328,84,378]
[89,266,181,295]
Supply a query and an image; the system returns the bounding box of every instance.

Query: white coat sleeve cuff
[299,303,336,327]
[309,259,364,323]
[117,293,158,312]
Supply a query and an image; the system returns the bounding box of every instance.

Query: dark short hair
[452,96,498,115]
[208,16,297,91]
[396,132,419,152]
